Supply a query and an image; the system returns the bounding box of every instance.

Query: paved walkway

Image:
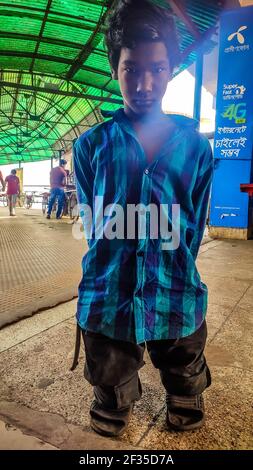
[0,234,252,450]
[0,207,87,327]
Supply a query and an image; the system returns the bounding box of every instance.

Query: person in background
[0,169,5,191]
[5,169,20,216]
[46,159,67,220]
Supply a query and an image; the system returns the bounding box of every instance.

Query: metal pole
[193,50,204,129]
[51,156,53,169]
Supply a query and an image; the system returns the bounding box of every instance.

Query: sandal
[166,393,205,431]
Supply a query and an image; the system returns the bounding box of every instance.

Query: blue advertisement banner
[210,159,252,228]
[214,6,253,160]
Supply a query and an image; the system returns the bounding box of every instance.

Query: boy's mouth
[133,99,155,107]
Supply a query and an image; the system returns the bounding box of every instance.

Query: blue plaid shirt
[74,109,213,343]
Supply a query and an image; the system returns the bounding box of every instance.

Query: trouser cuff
[160,366,211,395]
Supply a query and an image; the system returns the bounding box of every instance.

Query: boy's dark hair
[11,169,17,175]
[105,0,180,74]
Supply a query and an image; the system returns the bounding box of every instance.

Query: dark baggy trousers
[82,320,211,410]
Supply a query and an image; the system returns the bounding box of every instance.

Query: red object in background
[240,184,253,197]
[50,166,66,189]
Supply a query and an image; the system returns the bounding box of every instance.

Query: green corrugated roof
[0,0,234,165]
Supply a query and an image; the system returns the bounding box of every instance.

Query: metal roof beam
[0,154,52,158]
[0,50,73,65]
[2,86,30,116]
[0,108,18,130]
[0,131,16,147]
[19,121,65,154]
[66,32,103,80]
[0,81,123,105]
[181,25,218,63]
[0,1,108,20]
[13,92,81,152]
[67,45,104,80]
[1,115,79,126]
[0,51,112,78]
[0,91,68,152]
[0,99,70,152]
[0,132,72,143]
[0,132,18,148]
[10,72,22,122]
[30,0,52,73]
[0,69,118,94]
[0,8,98,30]
[66,1,114,79]
[166,0,201,40]
[5,147,52,153]
[0,32,82,50]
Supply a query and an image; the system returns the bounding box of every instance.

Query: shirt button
[144,169,149,175]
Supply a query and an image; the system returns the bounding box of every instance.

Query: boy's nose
[136,72,153,93]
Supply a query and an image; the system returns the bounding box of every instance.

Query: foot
[166,394,205,431]
[46,214,50,219]
[90,400,133,437]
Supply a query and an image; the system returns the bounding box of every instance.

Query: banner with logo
[16,168,23,193]
[214,6,253,160]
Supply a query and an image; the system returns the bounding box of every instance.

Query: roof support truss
[0,81,122,105]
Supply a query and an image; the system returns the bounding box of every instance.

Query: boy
[73,0,213,437]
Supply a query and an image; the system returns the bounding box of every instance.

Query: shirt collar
[100,108,199,133]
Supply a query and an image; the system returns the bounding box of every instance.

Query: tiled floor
[0,207,87,327]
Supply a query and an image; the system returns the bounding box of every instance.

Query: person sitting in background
[5,169,20,216]
[46,159,67,220]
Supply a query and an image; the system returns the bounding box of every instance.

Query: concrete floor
[0,420,57,450]
[0,206,87,327]
[0,233,252,449]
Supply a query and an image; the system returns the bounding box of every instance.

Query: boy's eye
[155,67,165,73]
[125,67,137,73]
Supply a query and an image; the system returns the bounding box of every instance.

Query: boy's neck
[124,106,166,126]
[123,108,175,164]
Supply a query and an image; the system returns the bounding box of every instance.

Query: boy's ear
[111,69,118,80]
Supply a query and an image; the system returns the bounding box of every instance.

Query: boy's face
[116,41,171,118]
